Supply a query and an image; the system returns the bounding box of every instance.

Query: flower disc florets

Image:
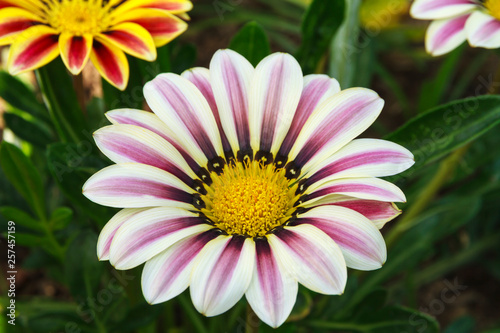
[202,160,298,237]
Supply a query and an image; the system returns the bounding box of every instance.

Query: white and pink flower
[83,49,414,327]
[411,0,500,56]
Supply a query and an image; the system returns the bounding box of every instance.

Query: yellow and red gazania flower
[0,0,192,90]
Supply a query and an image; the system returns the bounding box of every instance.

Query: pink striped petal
[269,224,347,294]
[105,109,203,175]
[109,207,211,269]
[303,177,406,204]
[142,229,220,304]
[426,14,469,56]
[209,49,254,157]
[303,139,414,186]
[97,208,147,261]
[300,194,401,229]
[94,124,198,188]
[288,88,384,175]
[182,67,232,155]
[292,206,386,270]
[190,236,255,316]
[410,0,476,19]
[82,164,196,209]
[245,237,297,328]
[277,74,340,166]
[249,53,303,157]
[466,11,500,49]
[144,74,224,168]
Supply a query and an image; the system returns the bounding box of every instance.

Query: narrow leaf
[296,0,345,74]
[0,142,46,219]
[385,95,500,182]
[3,112,53,148]
[229,21,271,66]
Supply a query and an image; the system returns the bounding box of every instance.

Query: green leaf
[288,287,313,322]
[171,43,197,74]
[36,58,87,143]
[0,71,48,120]
[1,298,91,333]
[385,95,500,182]
[102,56,145,110]
[46,142,114,226]
[340,196,481,315]
[49,207,73,230]
[296,0,345,74]
[12,232,45,247]
[308,290,439,333]
[418,45,464,113]
[0,206,43,231]
[329,0,361,88]
[444,316,475,333]
[229,21,271,66]
[111,303,163,332]
[0,142,46,219]
[65,230,104,303]
[3,112,53,148]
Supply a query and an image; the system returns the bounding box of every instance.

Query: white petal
[466,10,500,48]
[105,108,203,172]
[142,229,220,304]
[82,163,195,209]
[97,208,147,261]
[295,205,387,270]
[144,73,224,164]
[426,14,469,56]
[299,194,401,229]
[190,236,255,316]
[182,67,233,154]
[245,238,297,328]
[209,49,254,155]
[278,74,341,160]
[94,124,198,183]
[410,0,476,20]
[303,138,414,185]
[249,52,303,156]
[269,224,347,294]
[109,207,211,269]
[303,177,406,204]
[288,88,384,175]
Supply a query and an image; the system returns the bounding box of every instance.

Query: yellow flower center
[485,0,500,21]
[202,161,298,237]
[45,0,112,35]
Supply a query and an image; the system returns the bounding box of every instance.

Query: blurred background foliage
[1,0,499,332]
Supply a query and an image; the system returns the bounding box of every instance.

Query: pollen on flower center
[46,0,111,35]
[202,160,298,237]
[485,0,500,21]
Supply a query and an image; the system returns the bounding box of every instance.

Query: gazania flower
[0,0,191,90]
[83,49,414,327]
[411,0,500,56]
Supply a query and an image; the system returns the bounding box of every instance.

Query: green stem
[72,73,87,115]
[385,144,470,247]
[412,232,500,286]
[245,302,259,333]
[178,293,208,333]
[36,68,81,143]
[42,223,65,263]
